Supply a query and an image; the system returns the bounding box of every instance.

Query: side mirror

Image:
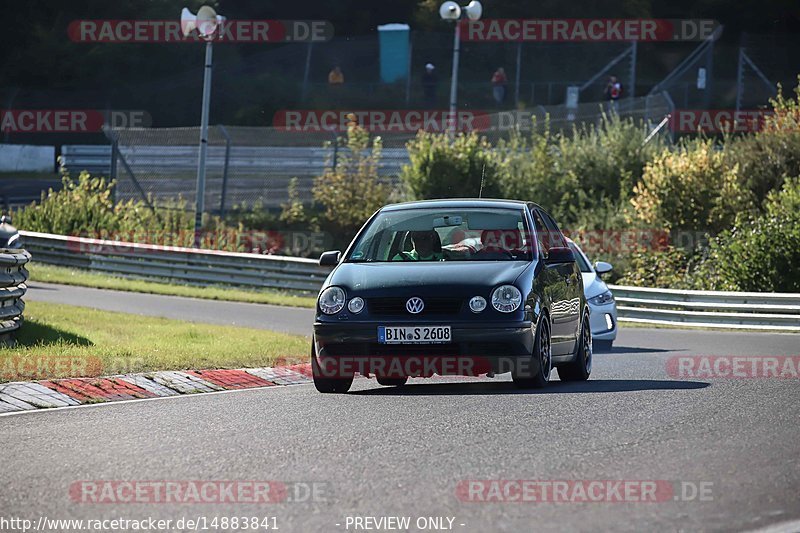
[594,261,613,275]
[319,250,341,267]
[545,246,575,264]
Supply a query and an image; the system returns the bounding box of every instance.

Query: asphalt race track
[24,282,314,336]
[3,283,799,532]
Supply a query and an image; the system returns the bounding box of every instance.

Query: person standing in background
[604,75,623,113]
[328,66,344,85]
[422,63,437,108]
[491,67,507,107]
[328,66,345,106]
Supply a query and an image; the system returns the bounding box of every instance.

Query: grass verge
[27,263,317,309]
[1,301,309,382]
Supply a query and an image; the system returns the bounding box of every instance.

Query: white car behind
[567,238,617,351]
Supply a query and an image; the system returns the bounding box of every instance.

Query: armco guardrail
[20,231,331,293]
[16,231,800,332]
[0,252,28,343]
[609,284,800,332]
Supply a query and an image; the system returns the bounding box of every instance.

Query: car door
[531,209,569,355]
[539,210,582,353]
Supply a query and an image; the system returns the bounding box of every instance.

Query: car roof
[380,198,541,212]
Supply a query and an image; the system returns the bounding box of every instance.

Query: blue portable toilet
[378,23,411,83]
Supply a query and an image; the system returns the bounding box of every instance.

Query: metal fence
[21,231,800,332]
[609,285,800,332]
[61,138,410,210]
[0,248,29,344]
[56,92,673,212]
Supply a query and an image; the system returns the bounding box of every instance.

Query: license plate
[378,326,451,344]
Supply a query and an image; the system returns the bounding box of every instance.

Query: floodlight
[439,1,461,21]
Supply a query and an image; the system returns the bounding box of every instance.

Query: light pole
[439,1,482,135]
[181,6,225,247]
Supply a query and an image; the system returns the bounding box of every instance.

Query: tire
[593,339,613,352]
[512,316,551,389]
[311,340,353,393]
[558,313,592,382]
[376,377,408,387]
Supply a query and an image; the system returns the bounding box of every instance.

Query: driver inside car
[475,229,524,259]
[392,230,444,261]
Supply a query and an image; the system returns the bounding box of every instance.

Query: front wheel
[512,317,551,389]
[557,313,592,382]
[311,340,353,393]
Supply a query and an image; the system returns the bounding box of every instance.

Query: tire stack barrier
[0,217,28,345]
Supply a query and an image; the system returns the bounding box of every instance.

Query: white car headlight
[318,286,346,315]
[588,290,615,306]
[491,285,522,313]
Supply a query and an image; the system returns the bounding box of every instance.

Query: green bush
[623,177,800,292]
[313,123,391,246]
[13,172,243,251]
[495,114,663,228]
[401,130,502,200]
[14,172,121,235]
[725,79,800,207]
[700,177,800,292]
[615,245,697,289]
[557,113,665,205]
[495,120,579,219]
[630,138,754,234]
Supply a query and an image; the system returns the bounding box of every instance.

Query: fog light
[605,313,614,330]
[348,297,365,314]
[469,296,487,313]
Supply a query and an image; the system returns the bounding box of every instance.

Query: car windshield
[346,207,533,262]
[569,242,593,273]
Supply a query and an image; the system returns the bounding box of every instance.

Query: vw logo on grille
[406,297,425,314]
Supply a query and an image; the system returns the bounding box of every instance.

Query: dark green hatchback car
[312,199,591,393]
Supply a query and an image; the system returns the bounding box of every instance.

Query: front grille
[367,297,463,316]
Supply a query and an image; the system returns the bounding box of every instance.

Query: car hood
[581,272,609,300]
[328,261,531,297]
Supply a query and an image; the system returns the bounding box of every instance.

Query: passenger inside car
[392,230,444,261]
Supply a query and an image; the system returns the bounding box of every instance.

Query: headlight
[588,290,615,306]
[469,296,487,313]
[491,285,522,313]
[318,286,346,315]
[347,297,365,314]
